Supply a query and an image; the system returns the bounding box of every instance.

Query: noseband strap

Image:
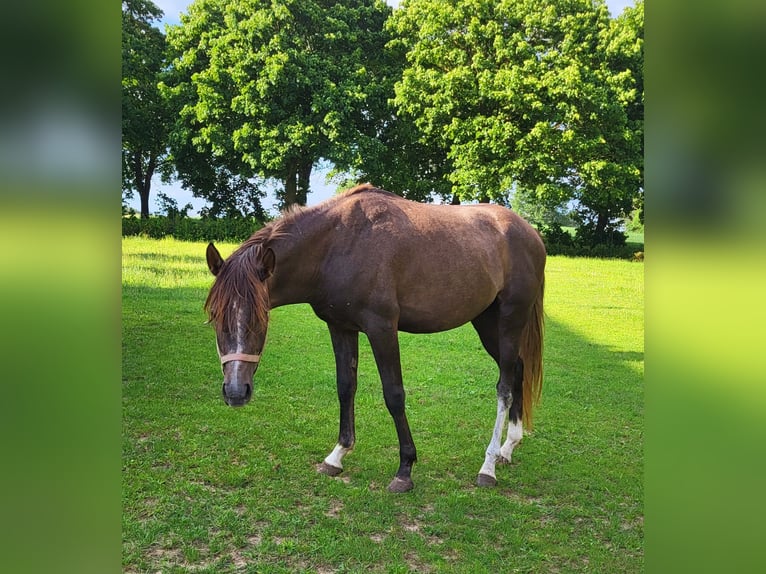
[219,352,261,365]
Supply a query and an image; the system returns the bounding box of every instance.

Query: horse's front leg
[366,326,417,493]
[318,325,359,477]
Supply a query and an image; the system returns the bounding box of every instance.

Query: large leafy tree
[122,0,172,218]
[599,0,643,226]
[163,0,394,209]
[389,0,643,242]
[567,0,643,244]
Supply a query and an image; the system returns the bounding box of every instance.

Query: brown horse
[205,184,545,492]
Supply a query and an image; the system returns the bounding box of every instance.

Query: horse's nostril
[220,381,251,406]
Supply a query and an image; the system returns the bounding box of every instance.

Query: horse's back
[335,187,543,273]
[326,187,545,332]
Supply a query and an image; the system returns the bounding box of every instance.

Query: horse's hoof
[476,473,497,487]
[317,462,343,477]
[387,476,414,493]
[496,455,511,465]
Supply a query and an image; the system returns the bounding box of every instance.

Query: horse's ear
[258,247,276,280]
[206,242,224,276]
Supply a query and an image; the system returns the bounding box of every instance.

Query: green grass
[626,229,644,245]
[123,236,643,573]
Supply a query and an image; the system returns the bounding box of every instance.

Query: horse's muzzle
[222,381,252,407]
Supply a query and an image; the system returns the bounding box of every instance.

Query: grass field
[123,237,643,573]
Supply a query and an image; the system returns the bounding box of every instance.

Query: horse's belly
[396,291,496,334]
[393,258,504,333]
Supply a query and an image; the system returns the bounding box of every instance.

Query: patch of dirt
[424,533,444,545]
[147,545,183,562]
[402,520,420,533]
[621,515,644,531]
[405,551,433,573]
[325,498,344,519]
[229,548,248,569]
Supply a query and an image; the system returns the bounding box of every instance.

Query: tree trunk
[139,188,150,219]
[595,212,608,243]
[133,152,157,219]
[283,160,299,208]
[450,194,461,205]
[282,158,312,208]
[297,159,312,206]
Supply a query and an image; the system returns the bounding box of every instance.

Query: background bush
[122,215,264,243]
[123,215,644,259]
[541,224,644,259]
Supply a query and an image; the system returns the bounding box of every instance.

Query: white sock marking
[479,398,508,479]
[500,418,523,462]
[324,444,352,469]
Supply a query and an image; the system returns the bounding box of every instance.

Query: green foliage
[122,215,263,242]
[162,0,395,207]
[511,187,573,229]
[573,1,643,235]
[626,206,644,233]
[574,222,627,248]
[127,0,643,244]
[122,238,643,572]
[389,0,643,231]
[155,192,193,219]
[122,0,174,218]
[542,235,641,260]
[540,223,574,248]
[540,224,643,259]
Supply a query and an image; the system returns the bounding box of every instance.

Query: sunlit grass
[123,237,643,573]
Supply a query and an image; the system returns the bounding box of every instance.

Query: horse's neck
[266,210,331,308]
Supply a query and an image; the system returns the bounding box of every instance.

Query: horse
[204,184,546,492]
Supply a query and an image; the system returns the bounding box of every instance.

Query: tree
[571,0,643,245]
[163,0,394,209]
[122,0,172,218]
[356,108,458,203]
[389,0,643,243]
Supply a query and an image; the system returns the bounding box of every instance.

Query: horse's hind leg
[318,325,359,477]
[472,302,526,487]
[500,360,524,465]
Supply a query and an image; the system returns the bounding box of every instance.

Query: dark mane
[204,238,270,335]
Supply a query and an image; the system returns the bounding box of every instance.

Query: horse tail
[520,275,545,430]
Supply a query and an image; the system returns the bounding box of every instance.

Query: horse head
[205,241,275,407]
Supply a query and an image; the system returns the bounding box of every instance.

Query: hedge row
[123,216,644,260]
[543,240,644,260]
[122,216,264,243]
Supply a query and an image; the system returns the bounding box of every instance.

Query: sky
[154,0,636,26]
[127,0,638,216]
